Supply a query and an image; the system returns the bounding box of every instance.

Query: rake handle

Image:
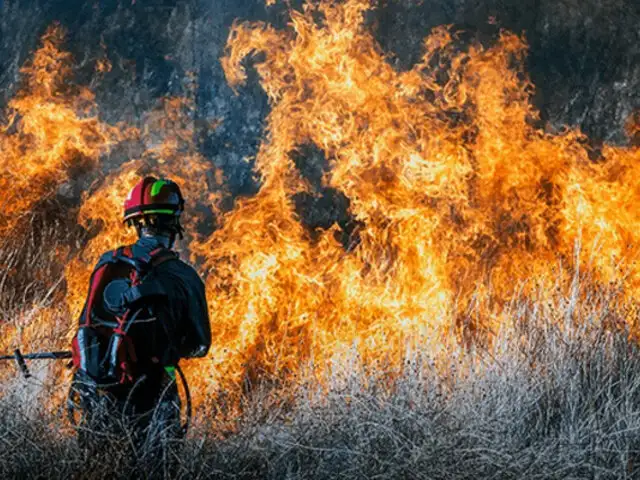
[0,349,73,378]
[0,350,72,361]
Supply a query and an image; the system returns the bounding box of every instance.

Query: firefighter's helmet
[123,177,184,222]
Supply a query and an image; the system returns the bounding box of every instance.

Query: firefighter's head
[123,177,185,246]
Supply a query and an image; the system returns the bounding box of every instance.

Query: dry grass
[2,213,640,479]
[0,204,86,322]
[2,277,640,479]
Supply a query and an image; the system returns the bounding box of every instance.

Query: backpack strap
[86,246,178,319]
[110,246,177,305]
[119,245,178,276]
[73,245,177,382]
[78,248,128,327]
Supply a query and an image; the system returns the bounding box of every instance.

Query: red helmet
[123,177,185,222]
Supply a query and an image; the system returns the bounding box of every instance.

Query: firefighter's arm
[181,279,211,359]
[189,311,211,358]
[180,315,210,358]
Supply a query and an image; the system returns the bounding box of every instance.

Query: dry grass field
[2,252,640,479]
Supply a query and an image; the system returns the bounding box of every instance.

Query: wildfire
[2,0,640,417]
[0,26,122,237]
[64,94,218,324]
[202,0,640,393]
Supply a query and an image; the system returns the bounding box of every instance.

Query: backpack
[71,245,177,387]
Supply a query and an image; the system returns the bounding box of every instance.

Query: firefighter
[68,176,211,456]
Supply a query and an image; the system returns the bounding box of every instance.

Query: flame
[2,1,640,419]
[0,26,122,237]
[65,93,220,322]
[194,0,640,399]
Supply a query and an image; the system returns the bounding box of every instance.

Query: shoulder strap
[123,245,178,269]
[102,244,172,276]
[79,247,134,327]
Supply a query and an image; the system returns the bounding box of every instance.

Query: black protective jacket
[73,236,211,378]
[69,236,210,444]
[123,237,212,366]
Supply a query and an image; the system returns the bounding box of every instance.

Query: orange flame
[0,26,122,237]
[65,93,220,320]
[193,0,640,399]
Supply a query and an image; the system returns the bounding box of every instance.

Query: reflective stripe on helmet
[150,180,169,197]
[141,209,179,215]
